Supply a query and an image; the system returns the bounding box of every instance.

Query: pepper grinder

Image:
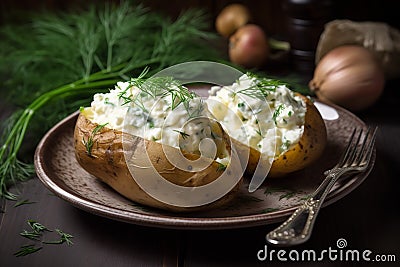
[283,0,333,75]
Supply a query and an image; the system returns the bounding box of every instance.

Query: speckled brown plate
[34,101,375,230]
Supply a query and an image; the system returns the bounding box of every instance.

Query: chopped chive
[27,220,51,233]
[14,199,36,207]
[279,191,296,201]
[173,130,190,140]
[20,230,41,241]
[14,245,42,257]
[216,163,227,172]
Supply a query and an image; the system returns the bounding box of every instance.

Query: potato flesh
[243,95,327,177]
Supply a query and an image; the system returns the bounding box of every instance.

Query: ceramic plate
[34,100,375,229]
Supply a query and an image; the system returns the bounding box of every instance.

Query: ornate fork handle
[266,168,346,246]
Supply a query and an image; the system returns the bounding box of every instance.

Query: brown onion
[215,4,252,38]
[229,24,269,69]
[309,45,385,111]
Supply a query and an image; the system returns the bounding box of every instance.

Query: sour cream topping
[84,79,225,160]
[207,74,306,159]
[84,74,306,162]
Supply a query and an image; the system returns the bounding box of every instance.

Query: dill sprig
[83,123,109,157]
[42,229,74,246]
[216,162,227,172]
[14,199,36,207]
[14,245,43,257]
[234,73,289,99]
[119,67,199,115]
[173,130,191,140]
[141,76,197,110]
[27,219,51,233]
[0,1,218,198]
[20,230,41,241]
[273,104,285,125]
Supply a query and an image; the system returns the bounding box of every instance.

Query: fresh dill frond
[42,229,74,246]
[57,229,74,246]
[279,191,297,201]
[235,73,289,99]
[14,199,36,207]
[27,220,52,233]
[186,97,205,119]
[273,104,285,125]
[83,123,108,157]
[140,76,196,109]
[0,1,218,198]
[216,162,227,172]
[14,245,43,257]
[129,66,151,88]
[124,74,199,114]
[15,219,74,256]
[20,230,41,241]
[173,130,190,140]
[255,128,264,138]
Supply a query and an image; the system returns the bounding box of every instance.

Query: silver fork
[266,126,378,246]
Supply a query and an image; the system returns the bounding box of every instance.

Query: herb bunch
[0,0,218,198]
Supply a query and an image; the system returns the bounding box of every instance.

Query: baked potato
[74,78,243,212]
[207,74,327,178]
[74,73,326,212]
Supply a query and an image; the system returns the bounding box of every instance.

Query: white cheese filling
[84,74,306,162]
[83,79,226,160]
[207,74,306,160]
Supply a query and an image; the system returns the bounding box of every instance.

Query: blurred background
[1,0,399,31]
[2,0,399,75]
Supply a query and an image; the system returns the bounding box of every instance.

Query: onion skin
[309,45,385,111]
[229,24,269,69]
[215,4,252,38]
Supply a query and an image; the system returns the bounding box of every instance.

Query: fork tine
[361,126,377,166]
[347,128,364,166]
[353,127,371,165]
[337,128,357,167]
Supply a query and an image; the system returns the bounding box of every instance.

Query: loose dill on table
[14,220,74,257]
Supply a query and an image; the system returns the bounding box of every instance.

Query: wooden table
[1,78,399,267]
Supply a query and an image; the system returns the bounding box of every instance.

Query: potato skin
[235,95,327,177]
[74,113,241,212]
[269,96,327,177]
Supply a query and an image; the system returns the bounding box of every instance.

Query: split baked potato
[230,95,327,177]
[74,73,327,212]
[74,78,243,212]
[207,74,327,178]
